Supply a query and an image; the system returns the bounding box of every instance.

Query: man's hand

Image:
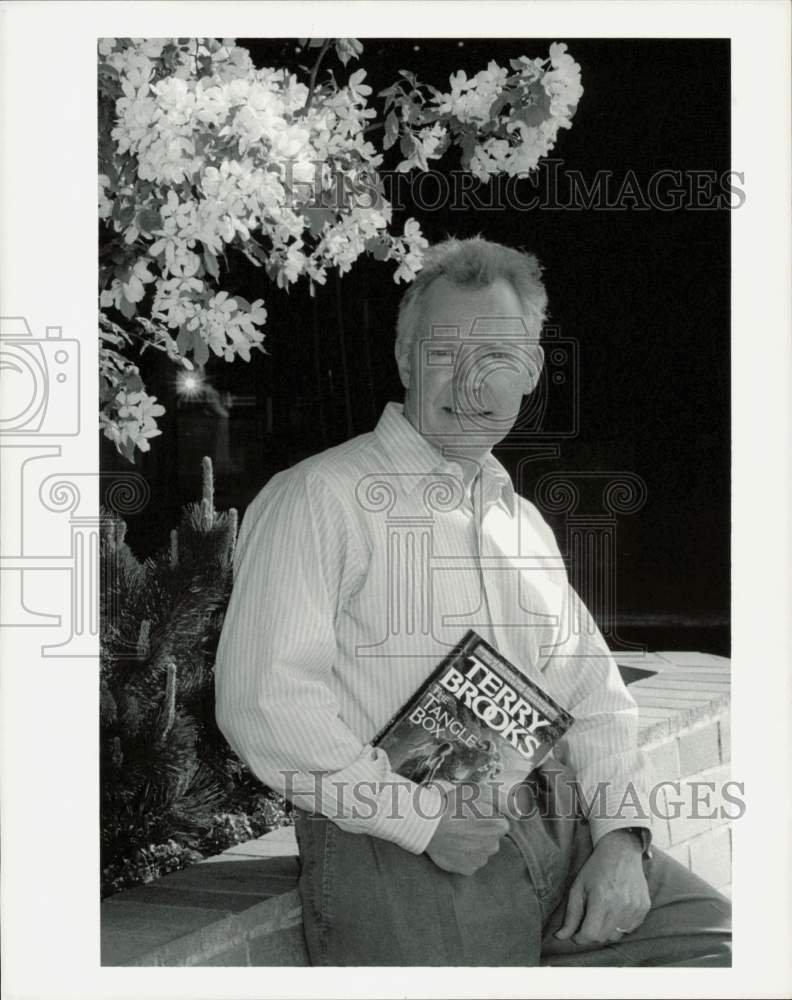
[554,829,651,945]
[426,783,510,876]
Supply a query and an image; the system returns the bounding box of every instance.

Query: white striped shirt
[215,402,650,855]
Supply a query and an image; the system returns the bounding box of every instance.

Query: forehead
[419,276,530,342]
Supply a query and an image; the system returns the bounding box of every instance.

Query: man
[215,236,731,966]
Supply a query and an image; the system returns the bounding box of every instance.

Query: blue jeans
[294,768,731,966]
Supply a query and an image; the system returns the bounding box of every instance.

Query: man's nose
[451,348,485,406]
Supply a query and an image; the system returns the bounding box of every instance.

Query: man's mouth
[442,406,493,417]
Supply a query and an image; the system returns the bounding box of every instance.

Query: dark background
[101,38,731,655]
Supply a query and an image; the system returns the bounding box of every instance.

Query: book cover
[373,630,574,785]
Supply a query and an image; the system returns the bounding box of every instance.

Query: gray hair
[395,235,549,364]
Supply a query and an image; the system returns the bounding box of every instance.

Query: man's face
[399,276,543,454]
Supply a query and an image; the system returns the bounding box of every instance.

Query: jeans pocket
[506,813,567,922]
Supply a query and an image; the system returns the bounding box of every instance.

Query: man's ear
[523,343,545,394]
[396,345,411,390]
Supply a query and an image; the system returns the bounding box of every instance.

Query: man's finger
[484,834,504,856]
[554,881,585,940]
[574,899,610,944]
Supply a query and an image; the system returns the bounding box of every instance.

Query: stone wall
[629,651,732,897]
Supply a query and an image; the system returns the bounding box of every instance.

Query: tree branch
[302,39,333,116]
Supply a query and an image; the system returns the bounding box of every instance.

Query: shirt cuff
[331,777,445,853]
[590,819,653,859]
[317,745,446,854]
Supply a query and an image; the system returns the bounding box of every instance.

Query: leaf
[176,325,193,356]
[203,248,220,280]
[99,377,115,404]
[510,86,552,128]
[175,322,210,368]
[117,200,137,227]
[125,372,144,393]
[457,130,479,171]
[489,89,517,118]
[412,141,429,172]
[303,206,336,236]
[239,247,263,268]
[243,239,269,265]
[121,437,138,464]
[348,68,367,91]
[192,335,210,369]
[383,110,399,151]
[136,208,162,236]
[399,131,416,159]
[334,41,352,67]
[119,296,137,320]
[365,236,390,262]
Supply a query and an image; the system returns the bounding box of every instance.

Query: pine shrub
[100,457,292,897]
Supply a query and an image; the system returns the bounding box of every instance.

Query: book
[373,630,575,786]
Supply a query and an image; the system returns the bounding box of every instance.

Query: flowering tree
[98,37,583,461]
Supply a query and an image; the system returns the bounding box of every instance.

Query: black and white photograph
[1,2,790,998]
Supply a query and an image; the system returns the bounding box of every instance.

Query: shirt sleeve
[532,515,652,851]
[214,466,444,855]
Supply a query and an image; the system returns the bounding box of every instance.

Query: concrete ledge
[101,857,306,966]
[622,650,730,746]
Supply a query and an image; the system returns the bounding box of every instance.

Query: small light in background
[458,41,465,47]
[413,44,420,52]
[177,369,205,398]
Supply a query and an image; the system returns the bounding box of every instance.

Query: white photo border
[1,2,790,998]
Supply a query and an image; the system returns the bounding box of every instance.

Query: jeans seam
[318,818,336,966]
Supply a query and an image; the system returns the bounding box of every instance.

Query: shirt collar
[373,402,516,517]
